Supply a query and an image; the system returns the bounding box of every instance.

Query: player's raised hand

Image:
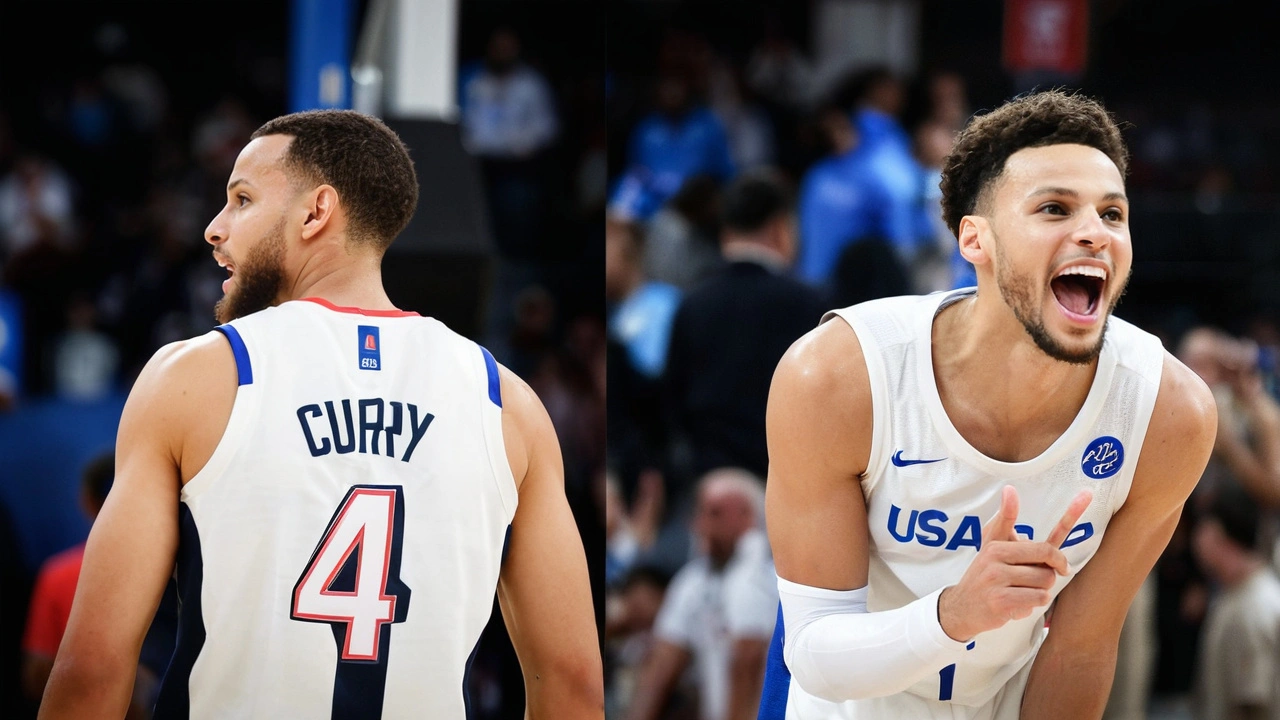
[938,486,1093,641]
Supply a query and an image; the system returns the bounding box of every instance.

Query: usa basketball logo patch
[358,325,381,371]
[1081,436,1123,479]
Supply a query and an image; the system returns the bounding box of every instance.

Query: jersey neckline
[915,287,1117,475]
[297,297,420,317]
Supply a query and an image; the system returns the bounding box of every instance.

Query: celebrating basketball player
[40,110,603,719]
[758,90,1216,719]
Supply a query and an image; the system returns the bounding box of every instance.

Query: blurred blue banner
[0,393,126,572]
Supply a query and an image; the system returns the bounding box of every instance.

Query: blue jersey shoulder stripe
[215,324,253,386]
[479,345,501,408]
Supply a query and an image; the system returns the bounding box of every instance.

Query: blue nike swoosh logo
[891,450,946,467]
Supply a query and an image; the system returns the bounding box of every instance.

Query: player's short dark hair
[252,109,419,250]
[82,451,114,508]
[1206,483,1260,551]
[721,169,793,235]
[938,88,1129,237]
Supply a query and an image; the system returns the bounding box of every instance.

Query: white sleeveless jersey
[153,298,518,720]
[774,288,1165,719]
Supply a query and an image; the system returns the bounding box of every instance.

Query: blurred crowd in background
[0,2,603,718]
[603,3,1280,720]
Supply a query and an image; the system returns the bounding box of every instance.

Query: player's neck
[936,293,1097,389]
[931,295,1097,454]
[283,249,397,312]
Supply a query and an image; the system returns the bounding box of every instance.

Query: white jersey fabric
[762,288,1165,720]
[153,298,518,720]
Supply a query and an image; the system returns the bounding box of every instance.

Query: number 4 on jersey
[291,485,411,661]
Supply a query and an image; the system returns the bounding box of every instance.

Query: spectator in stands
[827,233,912,311]
[910,117,967,292]
[605,466,664,590]
[21,451,148,719]
[793,97,917,290]
[0,153,78,260]
[460,26,559,160]
[848,66,935,267]
[1192,482,1280,720]
[52,293,120,402]
[642,174,723,291]
[1179,326,1280,512]
[605,563,673,720]
[607,73,735,223]
[707,56,775,172]
[663,169,824,487]
[625,468,777,720]
[606,214,681,382]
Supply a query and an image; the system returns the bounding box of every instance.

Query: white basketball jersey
[153,298,517,720]
[778,288,1164,719]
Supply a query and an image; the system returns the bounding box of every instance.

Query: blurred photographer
[1179,326,1280,509]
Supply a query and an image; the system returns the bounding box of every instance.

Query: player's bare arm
[39,332,237,719]
[766,318,873,591]
[495,364,604,719]
[1021,352,1217,719]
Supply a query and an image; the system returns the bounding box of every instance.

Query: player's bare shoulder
[496,362,559,494]
[122,330,239,482]
[1130,349,1218,503]
[767,315,874,479]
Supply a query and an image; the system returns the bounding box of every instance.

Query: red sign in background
[1003,0,1090,76]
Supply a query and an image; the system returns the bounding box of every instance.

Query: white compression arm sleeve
[778,577,970,702]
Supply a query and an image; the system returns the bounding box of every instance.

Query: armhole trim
[215,324,253,386]
[480,345,502,408]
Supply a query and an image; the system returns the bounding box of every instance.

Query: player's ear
[957,215,990,266]
[300,184,339,242]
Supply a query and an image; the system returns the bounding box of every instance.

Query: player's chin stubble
[215,218,287,324]
[995,248,1122,366]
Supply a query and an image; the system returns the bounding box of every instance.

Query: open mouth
[215,254,236,292]
[1050,265,1105,320]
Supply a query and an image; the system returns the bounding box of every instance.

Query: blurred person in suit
[664,169,824,491]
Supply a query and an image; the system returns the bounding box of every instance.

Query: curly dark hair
[938,88,1129,238]
[252,109,419,250]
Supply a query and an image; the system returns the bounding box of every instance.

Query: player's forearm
[38,655,136,720]
[780,580,967,702]
[1020,643,1115,720]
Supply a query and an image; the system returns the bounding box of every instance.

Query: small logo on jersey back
[358,325,380,371]
[891,450,947,467]
[1081,436,1123,479]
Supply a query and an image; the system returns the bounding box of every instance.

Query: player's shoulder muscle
[1131,350,1217,505]
[496,362,559,494]
[767,316,874,476]
[120,331,237,470]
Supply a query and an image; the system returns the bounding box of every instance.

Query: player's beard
[993,235,1128,366]
[215,217,287,324]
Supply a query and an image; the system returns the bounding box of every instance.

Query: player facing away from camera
[39,110,603,719]
[757,89,1217,720]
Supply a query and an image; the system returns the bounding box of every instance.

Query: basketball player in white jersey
[39,110,603,718]
[757,90,1217,719]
